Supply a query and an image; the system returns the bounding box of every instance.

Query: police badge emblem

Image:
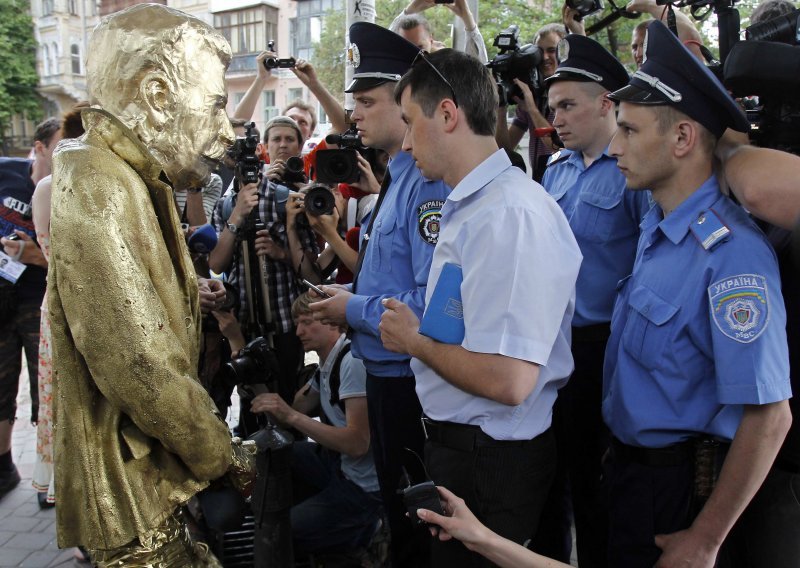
[708,274,770,343]
[346,42,361,68]
[418,200,444,245]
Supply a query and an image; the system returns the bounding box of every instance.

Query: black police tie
[352,168,392,294]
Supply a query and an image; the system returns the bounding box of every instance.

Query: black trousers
[365,373,429,568]
[606,443,695,567]
[717,464,800,568]
[531,330,611,567]
[426,426,556,567]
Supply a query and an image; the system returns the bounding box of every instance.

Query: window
[51,42,59,75]
[68,0,78,15]
[71,44,81,75]
[42,0,53,15]
[42,44,50,76]
[263,90,278,124]
[291,0,342,60]
[287,88,304,104]
[233,92,246,107]
[214,6,278,55]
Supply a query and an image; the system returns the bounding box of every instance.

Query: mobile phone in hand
[302,279,331,299]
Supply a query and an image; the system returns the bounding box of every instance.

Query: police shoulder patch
[417,200,444,245]
[708,274,769,343]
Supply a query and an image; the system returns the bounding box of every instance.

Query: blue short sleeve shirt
[542,149,651,326]
[602,176,792,448]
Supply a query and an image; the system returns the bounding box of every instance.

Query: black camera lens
[304,184,336,217]
[315,149,360,184]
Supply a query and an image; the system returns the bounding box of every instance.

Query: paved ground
[0,362,86,568]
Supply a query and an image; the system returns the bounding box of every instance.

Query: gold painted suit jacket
[48,108,232,550]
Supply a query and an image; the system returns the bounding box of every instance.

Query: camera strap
[352,169,392,293]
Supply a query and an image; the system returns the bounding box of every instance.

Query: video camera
[722,6,800,153]
[486,25,544,106]
[315,125,367,184]
[264,40,296,70]
[230,122,262,187]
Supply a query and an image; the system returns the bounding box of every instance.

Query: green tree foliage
[0,0,42,155]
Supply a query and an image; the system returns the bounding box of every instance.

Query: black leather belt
[572,323,611,343]
[611,437,694,467]
[421,417,545,452]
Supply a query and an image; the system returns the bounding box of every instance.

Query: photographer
[251,292,382,558]
[234,52,348,141]
[390,0,488,63]
[495,23,566,182]
[210,116,318,409]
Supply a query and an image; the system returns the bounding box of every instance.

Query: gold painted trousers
[88,510,222,568]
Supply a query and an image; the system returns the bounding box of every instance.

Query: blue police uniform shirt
[542,148,651,326]
[345,151,450,377]
[602,176,792,448]
[413,150,582,440]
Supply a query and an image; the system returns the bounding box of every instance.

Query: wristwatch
[226,221,240,235]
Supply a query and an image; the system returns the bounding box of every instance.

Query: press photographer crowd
[2,0,800,566]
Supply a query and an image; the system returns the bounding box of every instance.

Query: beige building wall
[21,0,337,154]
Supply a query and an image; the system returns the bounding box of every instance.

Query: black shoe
[37,490,55,509]
[0,465,21,500]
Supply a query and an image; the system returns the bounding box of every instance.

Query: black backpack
[312,342,352,415]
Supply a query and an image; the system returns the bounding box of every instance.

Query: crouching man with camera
[251,292,383,558]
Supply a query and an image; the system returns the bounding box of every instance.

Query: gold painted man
[48,4,251,564]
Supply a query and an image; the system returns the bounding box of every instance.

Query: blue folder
[418,263,465,345]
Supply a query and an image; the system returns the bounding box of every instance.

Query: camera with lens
[264,40,296,70]
[280,156,307,186]
[303,184,336,217]
[224,336,280,387]
[486,25,544,106]
[566,0,604,21]
[315,125,366,184]
[229,122,261,187]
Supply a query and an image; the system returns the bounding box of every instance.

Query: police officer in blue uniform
[533,35,649,568]
[603,21,792,567]
[309,22,450,567]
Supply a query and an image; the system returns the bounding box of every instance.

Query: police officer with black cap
[603,21,792,567]
[531,34,651,568]
[309,22,449,567]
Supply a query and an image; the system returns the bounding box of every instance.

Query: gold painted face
[86,4,235,188]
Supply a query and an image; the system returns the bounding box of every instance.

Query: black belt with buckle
[421,417,539,452]
[612,437,694,467]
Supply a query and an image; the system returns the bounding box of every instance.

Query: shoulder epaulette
[546,149,570,167]
[689,209,731,251]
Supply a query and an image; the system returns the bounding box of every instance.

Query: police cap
[608,21,749,137]
[546,34,629,92]
[345,22,420,93]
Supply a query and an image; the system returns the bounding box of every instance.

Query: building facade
[6,0,341,155]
